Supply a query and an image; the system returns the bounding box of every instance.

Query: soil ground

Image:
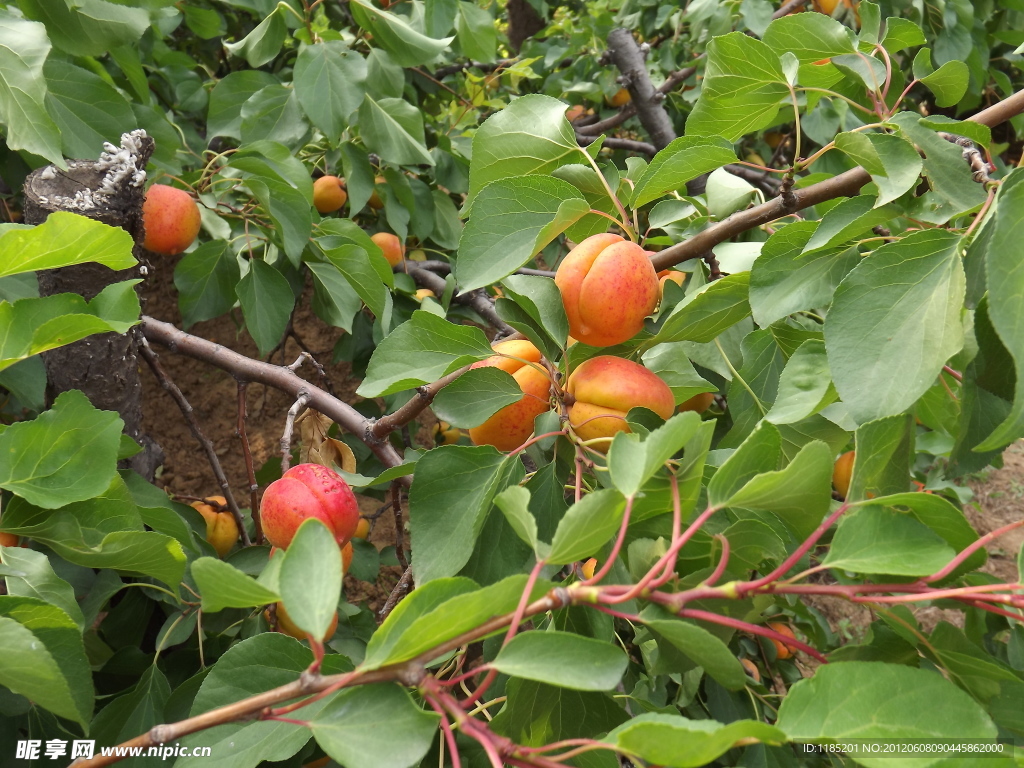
[137,261,1023,632]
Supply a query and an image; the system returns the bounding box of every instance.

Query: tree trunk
[22,130,163,480]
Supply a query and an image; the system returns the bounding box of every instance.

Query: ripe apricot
[434,420,461,445]
[0,532,21,547]
[555,233,660,347]
[565,104,587,122]
[581,558,597,580]
[764,131,786,149]
[371,232,405,267]
[142,184,201,255]
[414,288,434,301]
[767,621,797,659]
[678,392,715,413]
[342,540,353,574]
[740,658,761,682]
[468,340,551,452]
[271,602,339,642]
[368,176,386,210]
[313,175,347,214]
[658,269,686,295]
[261,463,360,550]
[190,495,240,558]
[833,450,855,499]
[566,356,674,443]
[606,88,631,107]
[353,518,370,540]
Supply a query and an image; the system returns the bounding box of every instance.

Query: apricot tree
[1,0,1024,767]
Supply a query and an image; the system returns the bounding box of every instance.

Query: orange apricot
[678,392,715,413]
[368,176,386,210]
[371,232,405,267]
[190,496,240,558]
[555,233,660,347]
[272,602,339,642]
[468,341,551,452]
[833,450,855,499]
[767,621,797,659]
[606,88,631,107]
[313,175,347,214]
[143,184,201,255]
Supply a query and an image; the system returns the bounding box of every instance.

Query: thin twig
[280,394,311,473]
[406,266,515,336]
[236,382,263,544]
[379,566,414,623]
[139,338,252,546]
[391,480,409,571]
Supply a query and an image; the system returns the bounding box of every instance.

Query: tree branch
[605,28,676,151]
[405,266,515,336]
[140,316,408,479]
[576,134,656,156]
[371,366,470,439]
[772,0,808,18]
[651,87,1024,271]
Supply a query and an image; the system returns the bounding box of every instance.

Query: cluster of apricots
[259,463,360,641]
[466,233,717,453]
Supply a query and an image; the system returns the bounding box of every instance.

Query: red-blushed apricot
[555,234,660,347]
[566,356,674,443]
[190,495,240,558]
[143,184,201,255]
[606,88,631,107]
[833,450,855,499]
[767,621,797,659]
[581,558,597,580]
[271,601,339,642]
[371,232,405,267]
[740,658,761,682]
[313,175,347,214]
[468,341,551,451]
[261,463,360,549]
[678,392,715,414]
[368,176,386,209]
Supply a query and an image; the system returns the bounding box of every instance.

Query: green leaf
[0,613,87,727]
[466,94,583,211]
[881,18,926,52]
[90,666,170,758]
[766,340,835,425]
[777,662,997,743]
[761,12,855,64]
[824,229,965,425]
[208,71,279,140]
[686,33,789,142]
[182,633,351,768]
[641,609,747,690]
[649,273,751,345]
[349,0,453,67]
[192,558,279,614]
[431,366,523,429]
[607,413,702,498]
[366,574,549,666]
[548,489,626,565]
[642,342,716,405]
[726,440,833,539]
[310,684,439,768]
[0,14,63,167]
[408,445,525,582]
[456,2,496,62]
[363,577,477,668]
[975,171,1024,450]
[357,94,434,166]
[246,177,314,265]
[708,421,780,508]
[174,241,241,329]
[318,235,393,318]
[491,678,628,746]
[802,195,899,253]
[0,280,142,372]
[457,176,588,292]
[492,631,628,691]
[494,486,547,559]
[224,6,287,68]
[1,475,186,588]
[0,211,136,279]
[17,0,148,57]
[918,115,991,149]
[307,261,361,332]
[919,60,970,108]
[294,42,366,142]
[236,259,295,357]
[631,137,736,208]
[750,221,860,327]
[240,84,308,146]
[497,274,571,361]
[44,58,137,160]
[0,390,121,507]
[358,311,493,397]
[833,133,922,206]
[279,519,343,640]
[607,713,786,768]
[865,492,983,573]
[824,505,955,576]
[849,414,914,502]
[0,546,85,630]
